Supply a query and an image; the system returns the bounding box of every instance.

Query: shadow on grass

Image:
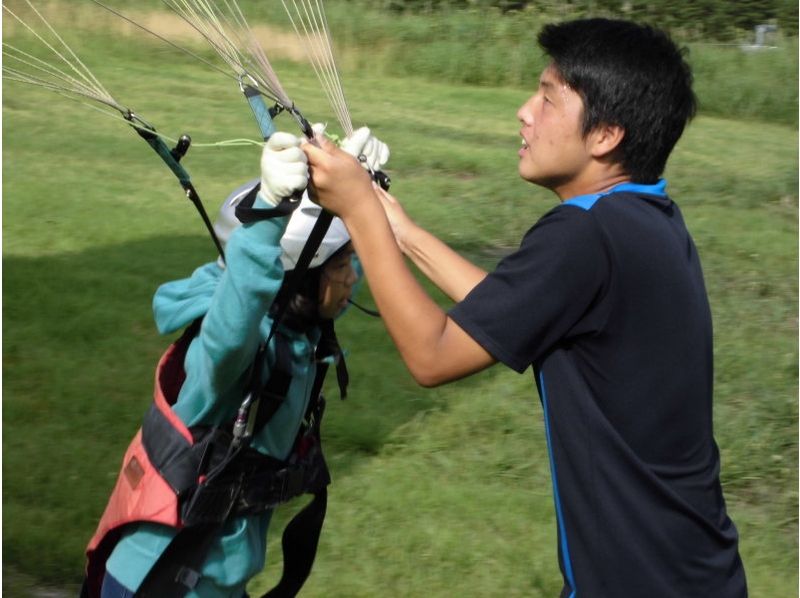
[2,234,507,587]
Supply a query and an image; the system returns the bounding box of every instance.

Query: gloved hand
[259,132,309,206]
[340,126,390,173]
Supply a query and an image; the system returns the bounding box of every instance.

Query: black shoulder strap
[251,333,294,433]
[235,182,339,397]
[237,206,337,444]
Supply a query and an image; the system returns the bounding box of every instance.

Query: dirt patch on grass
[3,4,307,62]
[123,11,307,62]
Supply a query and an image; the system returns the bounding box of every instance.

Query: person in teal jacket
[96,127,389,597]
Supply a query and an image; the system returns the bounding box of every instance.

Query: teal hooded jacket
[106,208,324,596]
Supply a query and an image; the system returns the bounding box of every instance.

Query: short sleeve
[449,205,610,372]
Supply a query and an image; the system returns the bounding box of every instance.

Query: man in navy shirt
[303,18,746,597]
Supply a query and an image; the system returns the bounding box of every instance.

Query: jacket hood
[152,262,222,334]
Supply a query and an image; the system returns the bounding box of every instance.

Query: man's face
[317,244,357,320]
[516,65,592,193]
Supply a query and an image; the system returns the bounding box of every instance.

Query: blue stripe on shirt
[564,179,667,211]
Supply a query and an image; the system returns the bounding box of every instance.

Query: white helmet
[279,195,350,270]
[213,179,351,271]
[212,179,258,251]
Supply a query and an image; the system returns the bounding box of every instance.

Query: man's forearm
[400,224,487,302]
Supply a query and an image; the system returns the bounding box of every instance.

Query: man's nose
[517,97,536,124]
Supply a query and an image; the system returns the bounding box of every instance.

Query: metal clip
[231,392,255,448]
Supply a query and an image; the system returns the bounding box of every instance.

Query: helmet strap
[234,182,300,224]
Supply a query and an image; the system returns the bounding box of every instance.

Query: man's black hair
[538,18,696,183]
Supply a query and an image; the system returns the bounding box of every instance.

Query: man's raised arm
[303,137,495,386]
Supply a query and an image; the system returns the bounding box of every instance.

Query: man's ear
[588,123,625,159]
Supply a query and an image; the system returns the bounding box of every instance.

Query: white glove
[311,122,327,138]
[259,132,309,206]
[340,126,390,173]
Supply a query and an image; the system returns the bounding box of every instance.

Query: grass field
[3,3,798,597]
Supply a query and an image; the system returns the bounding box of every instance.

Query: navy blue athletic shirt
[449,181,746,597]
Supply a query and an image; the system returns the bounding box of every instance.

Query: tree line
[378,0,798,39]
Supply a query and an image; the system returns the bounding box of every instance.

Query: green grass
[3,4,798,596]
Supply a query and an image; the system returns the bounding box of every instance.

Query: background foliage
[3,1,797,596]
[299,1,799,122]
[379,0,798,38]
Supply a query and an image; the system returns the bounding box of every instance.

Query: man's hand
[373,185,416,252]
[259,132,309,206]
[340,126,390,173]
[302,135,375,219]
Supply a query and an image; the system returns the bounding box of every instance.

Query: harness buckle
[175,565,202,590]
